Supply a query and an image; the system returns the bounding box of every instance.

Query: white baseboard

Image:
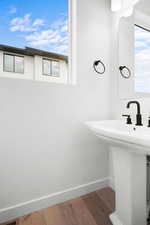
[0,177,109,223]
[109,177,115,190]
[110,212,124,225]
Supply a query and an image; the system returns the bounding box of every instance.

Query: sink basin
[86,120,147,225]
[86,120,150,154]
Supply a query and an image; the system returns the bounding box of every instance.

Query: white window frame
[42,58,60,77]
[34,55,68,84]
[68,0,77,85]
[3,53,24,74]
[0,50,34,80]
[42,58,52,76]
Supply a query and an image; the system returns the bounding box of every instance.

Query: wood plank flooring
[1,187,115,225]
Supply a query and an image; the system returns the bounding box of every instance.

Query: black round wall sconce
[119,66,131,79]
[93,60,105,75]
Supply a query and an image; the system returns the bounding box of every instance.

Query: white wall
[118,16,135,99]
[0,0,112,222]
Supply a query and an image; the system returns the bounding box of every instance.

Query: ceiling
[135,0,150,16]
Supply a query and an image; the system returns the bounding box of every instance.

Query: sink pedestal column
[110,147,147,225]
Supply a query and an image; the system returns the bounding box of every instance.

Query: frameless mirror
[134,0,150,93]
[118,0,150,99]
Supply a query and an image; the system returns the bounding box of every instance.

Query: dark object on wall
[119,66,131,79]
[93,60,105,75]
[147,117,150,127]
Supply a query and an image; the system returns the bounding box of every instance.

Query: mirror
[118,0,150,99]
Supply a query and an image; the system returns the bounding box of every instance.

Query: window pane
[135,26,150,93]
[0,1,69,56]
[52,61,60,77]
[43,59,51,76]
[4,54,14,72]
[15,56,24,73]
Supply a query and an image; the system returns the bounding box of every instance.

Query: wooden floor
[2,187,115,225]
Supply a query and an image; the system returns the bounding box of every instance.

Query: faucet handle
[122,114,130,117]
[122,115,132,125]
[148,117,150,127]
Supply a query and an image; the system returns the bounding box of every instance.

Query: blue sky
[0,0,68,55]
[135,26,150,92]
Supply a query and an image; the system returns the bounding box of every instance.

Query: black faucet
[127,101,143,126]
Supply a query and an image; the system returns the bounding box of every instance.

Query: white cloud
[55,44,68,53]
[51,18,66,29]
[10,14,44,32]
[25,19,68,54]
[135,41,146,48]
[135,25,150,91]
[9,13,68,54]
[26,30,61,45]
[135,26,150,42]
[61,20,68,32]
[135,46,150,92]
[32,19,44,27]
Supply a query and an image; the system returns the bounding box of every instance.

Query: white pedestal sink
[86,120,150,225]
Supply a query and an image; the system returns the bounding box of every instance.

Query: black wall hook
[93,60,105,75]
[119,66,131,79]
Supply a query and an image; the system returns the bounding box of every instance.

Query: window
[0,1,69,55]
[4,54,13,72]
[15,56,24,73]
[0,0,75,84]
[135,25,150,93]
[4,53,24,74]
[52,61,60,77]
[43,59,51,76]
[43,58,60,77]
